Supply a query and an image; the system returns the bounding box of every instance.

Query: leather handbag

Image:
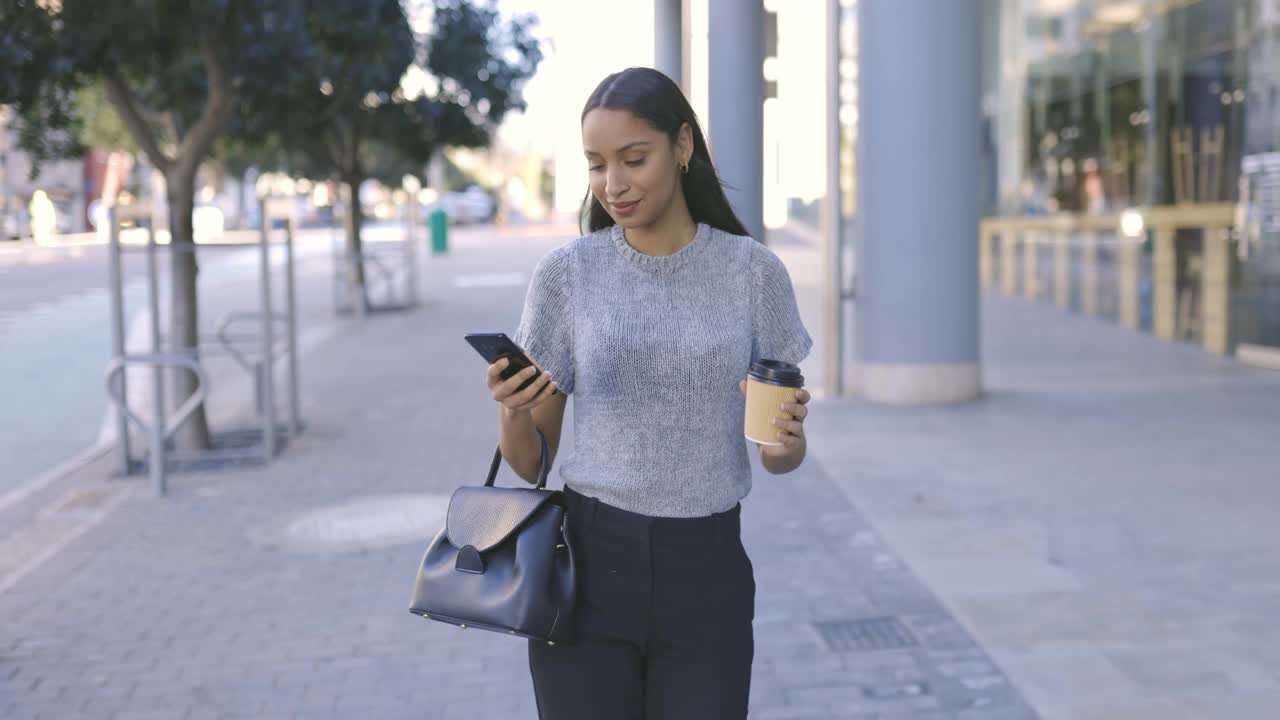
[409,431,577,645]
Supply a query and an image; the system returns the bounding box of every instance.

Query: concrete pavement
[0,225,1034,719]
[800,273,1280,718]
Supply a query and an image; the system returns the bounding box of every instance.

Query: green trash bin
[430,208,448,254]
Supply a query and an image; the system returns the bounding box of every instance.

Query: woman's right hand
[487,358,559,415]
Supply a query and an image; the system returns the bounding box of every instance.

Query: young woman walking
[485,66,813,720]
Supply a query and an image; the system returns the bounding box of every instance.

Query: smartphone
[464,332,554,395]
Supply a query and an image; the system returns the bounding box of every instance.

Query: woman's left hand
[739,380,810,456]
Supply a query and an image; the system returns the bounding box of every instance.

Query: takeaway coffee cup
[744,360,804,446]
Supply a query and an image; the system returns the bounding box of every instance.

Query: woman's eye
[588,165,603,173]
[624,159,645,167]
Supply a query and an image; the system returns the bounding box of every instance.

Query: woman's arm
[489,359,567,484]
[500,390,567,484]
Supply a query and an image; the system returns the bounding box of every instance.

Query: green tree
[0,0,309,449]
[248,0,541,306]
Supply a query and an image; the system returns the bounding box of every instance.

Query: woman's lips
[612,200,639,217]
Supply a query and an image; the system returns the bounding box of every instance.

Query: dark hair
[579,67,749,237]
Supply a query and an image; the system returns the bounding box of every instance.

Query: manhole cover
[814,616,919,652]
[253,494,450,553]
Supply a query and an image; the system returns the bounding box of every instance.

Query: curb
[0,441,112,516]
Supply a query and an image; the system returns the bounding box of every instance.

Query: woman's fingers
[771,417,805,436]
[486,358,510,387]
[507,370,555,409]
[494,365,539,398]
[781,402,809,420]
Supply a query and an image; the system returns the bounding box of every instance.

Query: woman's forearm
[499,406,545,484]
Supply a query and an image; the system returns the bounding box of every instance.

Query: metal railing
[980,202,1238,355]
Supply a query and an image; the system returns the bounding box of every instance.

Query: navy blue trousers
[528,485,755,719]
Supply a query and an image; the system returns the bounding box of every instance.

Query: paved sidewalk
[803,293,1280,720]
[0,227,1034,719]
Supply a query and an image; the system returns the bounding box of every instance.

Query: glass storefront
[983,0,1280,350]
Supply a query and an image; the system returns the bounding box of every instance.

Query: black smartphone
[464,332,553,394]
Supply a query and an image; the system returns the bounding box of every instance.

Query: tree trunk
[166,167,213,450]
[344,176,369,311]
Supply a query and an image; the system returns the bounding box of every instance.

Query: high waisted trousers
[528,485,756,719]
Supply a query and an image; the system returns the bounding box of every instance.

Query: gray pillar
[708,0,764,242]
[856,0,981,405]
[655,0,683,86]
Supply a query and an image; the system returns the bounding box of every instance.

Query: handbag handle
[486,428,551,489]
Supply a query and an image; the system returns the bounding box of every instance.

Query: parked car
[2,210,25,240]
[430,185,495,225]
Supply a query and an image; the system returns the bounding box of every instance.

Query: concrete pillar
[1153,227,1177,339]
[1023,232,1040,301]
[1081,231,1099,316]
[1201,226,1231,354]
[708,0,764,242]
[856,0,981,405]
[979,225,993,288]
[1054,231,1071,308]
[1002,232,1020,296]
[655,0,683,86]
[1119,237,1141,329]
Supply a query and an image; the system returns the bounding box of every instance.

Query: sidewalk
[802,295,1280,719]
[0,226,1034,720]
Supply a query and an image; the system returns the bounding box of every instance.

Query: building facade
[663,0,1280,404]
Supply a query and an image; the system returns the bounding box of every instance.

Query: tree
[0,0,309,449]
[247,0,541,307]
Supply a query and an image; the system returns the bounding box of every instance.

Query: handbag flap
[445,486,558,553]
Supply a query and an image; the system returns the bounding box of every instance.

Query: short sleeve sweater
[513,222,812,518]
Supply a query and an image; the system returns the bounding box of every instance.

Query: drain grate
[814,616,919,652]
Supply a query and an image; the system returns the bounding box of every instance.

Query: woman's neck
[622,201,697,257]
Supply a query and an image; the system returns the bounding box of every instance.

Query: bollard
[430,208,448,254]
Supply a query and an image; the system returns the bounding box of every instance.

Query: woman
[485,67,812,719]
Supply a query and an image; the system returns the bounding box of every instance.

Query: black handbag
[408,430,577,645]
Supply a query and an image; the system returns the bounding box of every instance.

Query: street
[0,226,356,499]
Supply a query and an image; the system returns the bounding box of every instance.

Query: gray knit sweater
[513,222,812,518]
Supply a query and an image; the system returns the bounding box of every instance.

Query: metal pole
[0,107,10,243]
[406,196,419,307]
[259,211,278,461]
[145,221,167,495]
[655,0,684,86]
[107,206,132,474]
[284,217,302,434]
[708,0,765,243]
[822,0,844,398]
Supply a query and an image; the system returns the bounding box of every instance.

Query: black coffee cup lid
[748,359,804,387]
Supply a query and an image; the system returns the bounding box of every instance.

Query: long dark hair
[579,67,748,237]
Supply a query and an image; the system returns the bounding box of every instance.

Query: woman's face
[582,108,688,229]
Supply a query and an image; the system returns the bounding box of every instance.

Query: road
[0,227,355,498]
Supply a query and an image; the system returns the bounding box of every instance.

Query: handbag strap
[486,428,551,489]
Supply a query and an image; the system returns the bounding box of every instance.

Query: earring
[680,160,689,175]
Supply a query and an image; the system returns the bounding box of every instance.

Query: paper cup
[744,360,804,446]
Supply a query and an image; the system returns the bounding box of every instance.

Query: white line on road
[452,272,526,289]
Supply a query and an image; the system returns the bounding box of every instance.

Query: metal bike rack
[103,196,303,496]
[104,354,210,496]
[331,195,421,315]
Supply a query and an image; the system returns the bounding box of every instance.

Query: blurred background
[1,1,1279,719]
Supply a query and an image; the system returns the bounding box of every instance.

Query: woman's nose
[605,166,628,198]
